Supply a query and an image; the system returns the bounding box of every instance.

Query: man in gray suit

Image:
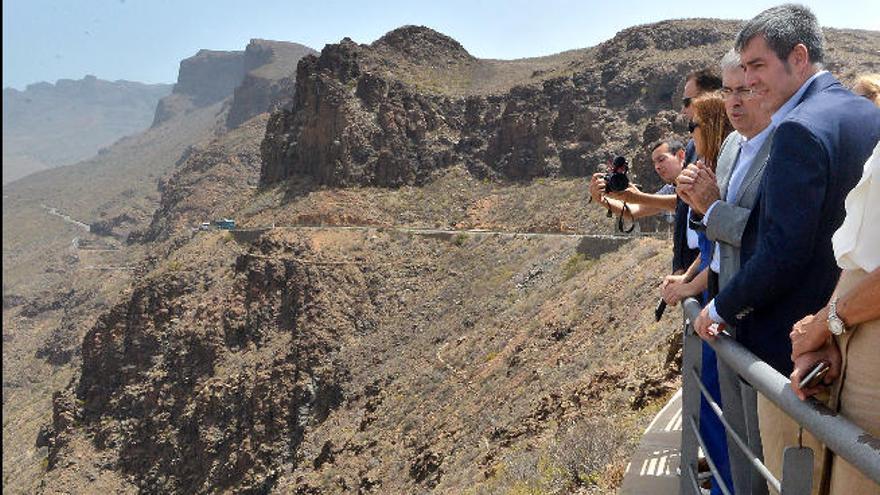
[680,50,772,287]
[676,49,773,495]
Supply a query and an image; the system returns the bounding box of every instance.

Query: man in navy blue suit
[690,4,880,491]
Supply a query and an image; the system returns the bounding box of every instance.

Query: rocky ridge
[260,21,880,193]
[153,41,317,129]
[152,50,247,126]
[226,40,318,129]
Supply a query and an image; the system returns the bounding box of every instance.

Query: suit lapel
[718,133,744,200]
[734,129,776,205]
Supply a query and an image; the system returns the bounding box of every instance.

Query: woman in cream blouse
[789,140,880,494]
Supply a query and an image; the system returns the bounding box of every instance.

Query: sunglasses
[682,97,693,108]
[688,121,700,133]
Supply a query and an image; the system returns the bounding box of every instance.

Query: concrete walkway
[620,389,683,495]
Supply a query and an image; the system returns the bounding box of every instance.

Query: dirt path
[41,204,90,231]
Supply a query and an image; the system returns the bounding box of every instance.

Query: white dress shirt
[706,124,775,273]
[833,141,880,272]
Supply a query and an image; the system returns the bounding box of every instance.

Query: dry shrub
[482,417,627,494]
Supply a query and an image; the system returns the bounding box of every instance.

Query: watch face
[829,318,845,335]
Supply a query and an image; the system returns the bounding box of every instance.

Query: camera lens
[607,173,629,192]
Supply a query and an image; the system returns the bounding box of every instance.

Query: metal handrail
[689,367,779,493]
[680,297,880,494]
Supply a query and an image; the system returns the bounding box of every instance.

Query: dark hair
[735,3,825,65]
[651,139,685,156]
[686,68,722,92]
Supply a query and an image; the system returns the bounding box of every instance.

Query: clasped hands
[676,161,720,214]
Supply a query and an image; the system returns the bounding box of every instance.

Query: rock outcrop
[259,22,749,190]
[152,50,246,126]
[226,39,317,129]
[46,236,366,492]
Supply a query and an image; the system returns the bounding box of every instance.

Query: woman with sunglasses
[663,95,733,303]
[664,92,735,495]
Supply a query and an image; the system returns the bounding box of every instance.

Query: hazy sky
[4,0,879,90]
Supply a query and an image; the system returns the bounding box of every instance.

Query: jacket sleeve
[705,202,752,247]
[714,121,828,323]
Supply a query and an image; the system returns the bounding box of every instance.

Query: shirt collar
[770,70,827,128]
[741,122,774,153]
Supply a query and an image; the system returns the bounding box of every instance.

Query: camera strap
[618,202,635,233]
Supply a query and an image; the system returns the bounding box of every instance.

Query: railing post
[680,300,704,495]
[781,446,813,494]
[717,336,769,495]
[742,382,767,494]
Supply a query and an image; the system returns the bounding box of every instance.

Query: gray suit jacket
[706,129,775,288]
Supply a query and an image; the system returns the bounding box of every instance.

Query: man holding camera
[587,140,683,222]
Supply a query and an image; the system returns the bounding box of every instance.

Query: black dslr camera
[603,156,630,193]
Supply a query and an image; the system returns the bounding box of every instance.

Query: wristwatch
[827,297,847,336]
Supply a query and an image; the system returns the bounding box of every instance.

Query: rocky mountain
[4,18,880,495]
[2,76,172,184]
[150,49,245,126]
[261,21,880,193]
[2,37,314,495]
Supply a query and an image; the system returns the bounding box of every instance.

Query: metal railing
[679,297,880,494]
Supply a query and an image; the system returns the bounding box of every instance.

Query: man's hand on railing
[790,307,832,360]
[790,339,842,401]
[694,305,725,341]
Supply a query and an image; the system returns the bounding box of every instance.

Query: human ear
[790,43,810,68]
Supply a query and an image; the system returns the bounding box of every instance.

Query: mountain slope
[2,38,314,495]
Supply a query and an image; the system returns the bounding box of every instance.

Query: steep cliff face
[226,40,318,129]
[152,50,246,126]
[45,234,367,493]
[261,36,466,187]
[259,22,747,191]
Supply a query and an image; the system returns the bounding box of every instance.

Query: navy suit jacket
[714,72,880,374]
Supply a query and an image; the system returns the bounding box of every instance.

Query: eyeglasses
[720,87,755,100]
[688,121,700,133]
[682,97,693,108]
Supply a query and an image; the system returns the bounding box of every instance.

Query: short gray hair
[719,49,741,74]
[735,4,825,66]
